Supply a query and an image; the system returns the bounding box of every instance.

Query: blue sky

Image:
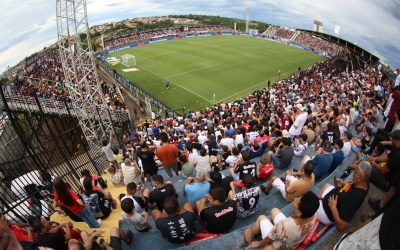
[0,0,399,74]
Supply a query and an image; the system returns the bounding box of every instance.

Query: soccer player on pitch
[165,79,169,89]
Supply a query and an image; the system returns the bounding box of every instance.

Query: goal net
[121,54,136,67]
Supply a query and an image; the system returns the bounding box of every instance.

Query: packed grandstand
[2,20,400,250]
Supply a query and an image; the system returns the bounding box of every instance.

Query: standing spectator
[156,132,179,177]
[152,197,196,244]
[52,177,101,228]
[195,187,237,233]
[136,141,158,182]
[102,131,117,167]
[288,104,308,138]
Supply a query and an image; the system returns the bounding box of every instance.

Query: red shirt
[54,190,84,213]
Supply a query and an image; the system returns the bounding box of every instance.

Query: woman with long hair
[52,177,101,228]
[82,177,111,219]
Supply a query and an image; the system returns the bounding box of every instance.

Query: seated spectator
[368,130,400,191]
[0,214,36,244]
[209,171,233,195]
[244,191,320,249]
[316,161,371,231]
[226,147,240,168]
[257,156,274,180]
[341,131,353,158]
[302,124,316,145]
[29,215,74,250]
[300,140,333,181]
[254,129,270,149]
[180,154,195,179]
[261,160,315,202]
[184,172,211,206]
[120,182,148,213]
[120,198,149,232]
[195,187,237,233]
[230,151,257,181]
[248,143,263,159]
[107,164,124,186]
[144,174,177,211]
[328,139,345,173]
[293,134,308,157]
[152,197,196,244]
[81,177,113,219]
[121,158,142,185]
[220,132,235,148]
[68,228,133,249]
[114,148,124,166]
[266,137,294,170]
[79,169,102,191]
[195,148,211,173]
[228,174,260,218]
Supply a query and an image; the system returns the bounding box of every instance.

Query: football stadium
[0,1,399,250]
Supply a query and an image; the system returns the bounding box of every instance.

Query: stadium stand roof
[298,29,380,66]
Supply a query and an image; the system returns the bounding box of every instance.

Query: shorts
[143,165,158,175]
[316,185,335,225]
[272,175,299,198]
[260,212,287,239]
[163,163,178,176]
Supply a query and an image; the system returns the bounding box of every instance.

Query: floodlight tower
[56,0,114,168]
[246,8,250,33]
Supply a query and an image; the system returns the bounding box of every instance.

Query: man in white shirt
[220,132,234,148]
[102,131,117,166]
[342,131,352,158]
[288,104,308,138]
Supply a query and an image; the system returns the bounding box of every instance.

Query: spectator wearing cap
[184,172,211,206]
[328,139,345,173]
[288,104,308,138]
[299,140,333,181]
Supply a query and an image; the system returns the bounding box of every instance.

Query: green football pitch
[107,35,323,111]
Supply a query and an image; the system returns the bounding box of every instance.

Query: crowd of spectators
[7,49,127,112]
[293,32,345,56]
[3,27,400,249]
[104,25,234,49]
[264,26,295,40]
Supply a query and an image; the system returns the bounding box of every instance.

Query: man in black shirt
[145,175,177,211]
[209,171,233,195]
[153,197,196,243]
[316,161,371,231]
[196,187,237,233]
[230,151,257,181]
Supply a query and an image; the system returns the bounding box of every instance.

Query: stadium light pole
[56,0,115,170]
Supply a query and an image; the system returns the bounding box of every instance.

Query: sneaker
[260,185,269,195]
[97,219,102,227]
[368,198,381,212]
[125,230,133,245]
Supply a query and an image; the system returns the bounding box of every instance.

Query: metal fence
[0,81,128,223]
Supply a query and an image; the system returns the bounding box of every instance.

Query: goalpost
[121,54,136,67]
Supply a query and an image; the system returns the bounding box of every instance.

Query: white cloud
[1,0,399,74]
